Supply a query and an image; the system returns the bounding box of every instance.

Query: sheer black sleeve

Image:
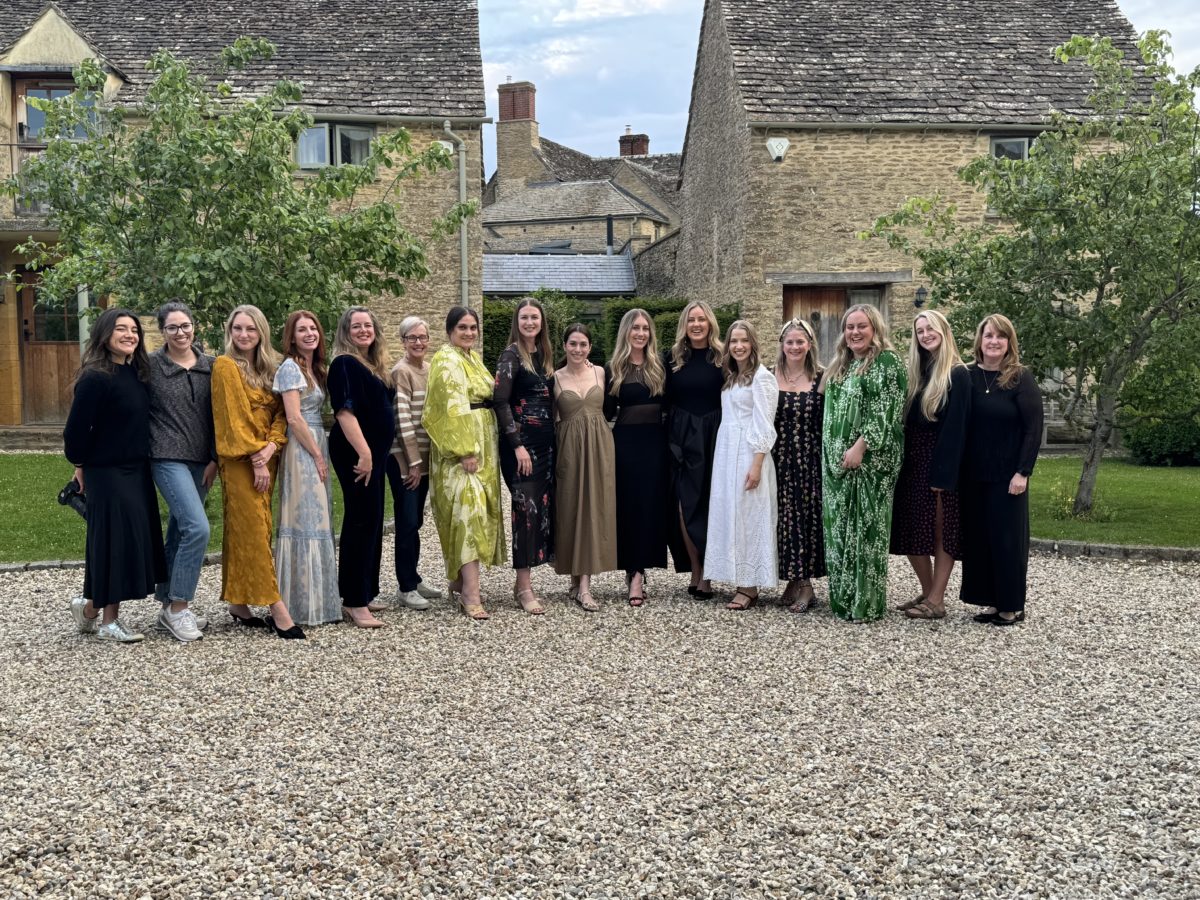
[492,345,524,449]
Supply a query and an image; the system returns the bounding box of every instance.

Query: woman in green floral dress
[820,304,907,622]
[423,306,506,620]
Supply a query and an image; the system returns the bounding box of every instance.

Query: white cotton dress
[703,365,780,588]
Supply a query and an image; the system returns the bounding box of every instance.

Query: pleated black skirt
[83,462,166,607]
[959,479,1030,613]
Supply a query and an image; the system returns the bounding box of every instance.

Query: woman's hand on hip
[353,451,373,485]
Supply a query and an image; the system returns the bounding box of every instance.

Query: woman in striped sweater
[386,316,442,609]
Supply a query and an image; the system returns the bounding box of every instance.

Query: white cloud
[551,0,684,25]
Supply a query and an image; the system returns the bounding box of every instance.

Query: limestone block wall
[485,215,643,246]
[633,231,679,298]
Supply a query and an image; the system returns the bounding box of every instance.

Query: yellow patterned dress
[213,355,288,607]
[423,345,506,580]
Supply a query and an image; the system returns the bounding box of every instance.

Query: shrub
[1122,419,1200,467]
[481,288,587,370]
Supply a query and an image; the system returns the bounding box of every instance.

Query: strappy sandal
[575,590,600,612]
[727,590,758,611]
[514,587,545,616]
[904,601,946,620]
[787,593,813,614]
[897,595,926,612]
[459,595,490,621]
[626,572,646,608]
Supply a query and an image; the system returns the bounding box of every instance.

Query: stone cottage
[658,0,1141,359]
[0,0,486,425]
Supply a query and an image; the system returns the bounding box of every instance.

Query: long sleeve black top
[663,348,723,416]
[908,364,971,492]
[962,365,1043,483]
[63,363,151,467]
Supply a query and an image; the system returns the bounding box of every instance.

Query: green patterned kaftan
[422,345,506,580]
[821,350,907,621]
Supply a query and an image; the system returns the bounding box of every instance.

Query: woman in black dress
[605,308,670,606]
[960,314,1043,626]
[329,306,396,628]
[773,318,826,612]
[493,298,555,615]
[664,301,724,598]
[891,310,971,620]
[64,308,166,643]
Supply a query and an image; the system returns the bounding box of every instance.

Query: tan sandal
[575,590,600,612]
[514,587,545,616]
[459,596,490,621]
[904,601,946,620]
[897,595,926,612]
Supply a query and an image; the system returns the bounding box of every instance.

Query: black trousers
[332,455,385,607]
[386,457,429,593]
[959,479,1030,613]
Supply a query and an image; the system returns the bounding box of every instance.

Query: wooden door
[19,276,82,424]
[783,286,846,366]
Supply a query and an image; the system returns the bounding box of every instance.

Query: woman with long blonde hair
[605,308,670,605]
[211,304,301,637]
[704,320,779,609]
[664,300,725,598]
[889,309,970,620]
[492,298,557,614]
[821,303,907,622]
[773,317,827,612]
[327,306,395,627]
[960,313,1043,626]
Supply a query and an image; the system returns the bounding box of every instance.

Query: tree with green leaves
[869,32,1200,515]
[2,38,473,342]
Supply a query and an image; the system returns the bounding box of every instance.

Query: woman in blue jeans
[147,301,216,642]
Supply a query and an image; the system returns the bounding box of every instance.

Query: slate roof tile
[483,254,636,295]
[482,180,669,226]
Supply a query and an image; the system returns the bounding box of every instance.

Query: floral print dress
[774,373,827,581]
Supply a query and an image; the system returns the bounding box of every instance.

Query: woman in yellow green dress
[820,304,907,623]
[422,306,506,620]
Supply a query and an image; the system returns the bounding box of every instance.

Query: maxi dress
[212,356,288,607]
[493,345,555,569]
[664,348,723,571]
[273,359,339,625]
[423,345,506,580]
[821,350,907,621]
[704,366,779,589]
[774,373,827,582]
[553,367,618,577]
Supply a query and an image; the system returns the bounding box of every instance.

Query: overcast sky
[477,0,1200,172]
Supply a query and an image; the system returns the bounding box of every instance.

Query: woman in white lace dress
[704,320,779,610]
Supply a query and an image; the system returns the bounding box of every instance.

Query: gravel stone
[0,515,1197,897]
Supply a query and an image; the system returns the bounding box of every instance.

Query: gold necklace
[981,368,1000,394]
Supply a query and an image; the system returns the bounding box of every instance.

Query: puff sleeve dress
[703,365,779,588]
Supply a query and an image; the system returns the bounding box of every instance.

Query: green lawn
[0,453,1195,563]
[0,453,391,563]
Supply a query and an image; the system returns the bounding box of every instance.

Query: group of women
[63,295,1042,642]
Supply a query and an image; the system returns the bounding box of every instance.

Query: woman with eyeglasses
[146,301,215,642]
[772,318,826,613]
[386,316,441,611]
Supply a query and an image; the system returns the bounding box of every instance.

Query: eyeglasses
[403,335,430,343]
[163,322,194,335]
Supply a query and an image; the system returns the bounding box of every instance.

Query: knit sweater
[390,357,430,477]
[147,347,216,464]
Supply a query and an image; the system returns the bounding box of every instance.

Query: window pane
[992,138,1029,161]
[337,126,372,165]
[297,125,329,167]
[24,89,49,140]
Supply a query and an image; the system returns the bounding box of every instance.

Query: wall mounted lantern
[914,287,929,308]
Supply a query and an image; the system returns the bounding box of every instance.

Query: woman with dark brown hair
[273,310,338,626]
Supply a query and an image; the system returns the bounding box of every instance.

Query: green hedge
[601,296,741,361]
[481,288,588,370]
[1123,419,1200,466]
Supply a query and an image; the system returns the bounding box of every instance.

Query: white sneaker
[69,597,99,634]
[415,581,442,600]
[95,621,144,643]
[157,606,208,633]
[399,590,430,610]
[159,606,204,642]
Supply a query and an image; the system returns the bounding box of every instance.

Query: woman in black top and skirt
[328,306,396,628]
[891,310,971,620]
[605,308,670,606]
[960,314,1043,626]
[64,308,166,643]
[664,301,724,598]
[493,298,556,615]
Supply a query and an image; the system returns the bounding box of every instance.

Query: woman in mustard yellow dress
[211,304,303,639]
[423,306,506,620]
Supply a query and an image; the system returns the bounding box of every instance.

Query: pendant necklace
[982,368,1000,394]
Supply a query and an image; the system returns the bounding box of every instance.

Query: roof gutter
[442,120,471,308]
[747,120,1051,133]
[313,112,491,125]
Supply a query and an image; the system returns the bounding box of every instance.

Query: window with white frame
[297,123,374,168]
[991,136,1031,162]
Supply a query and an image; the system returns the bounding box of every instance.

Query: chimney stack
[498,81,536,122]
[619,125,649,157]
[495,81,542,199]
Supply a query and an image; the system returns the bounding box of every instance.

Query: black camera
[57,479,87,519]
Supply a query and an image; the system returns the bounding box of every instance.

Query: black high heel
[267,616,306,640]
[230,612,268,629]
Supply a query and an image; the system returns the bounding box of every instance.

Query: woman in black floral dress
[773,318,827,612]
[493,298,556,614]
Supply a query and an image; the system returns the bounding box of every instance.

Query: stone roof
[483,235,630,255]
[538,139,682,194]
[0,0,485,117]
[483,254,636,296]
[482,180,670,226]
[720,0,1141,124]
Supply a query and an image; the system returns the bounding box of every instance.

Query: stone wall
[485,215,647,247]
[673,0,751,313]
[633,230,679,297]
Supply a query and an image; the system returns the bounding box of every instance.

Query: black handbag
[57,479,87,519]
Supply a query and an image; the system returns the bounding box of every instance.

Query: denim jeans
[152,460,211,604]
[387,455,429,592]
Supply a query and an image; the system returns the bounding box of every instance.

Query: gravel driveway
[1,521,1197,898]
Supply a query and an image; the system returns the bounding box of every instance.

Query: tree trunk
[1074,390,1117,516]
